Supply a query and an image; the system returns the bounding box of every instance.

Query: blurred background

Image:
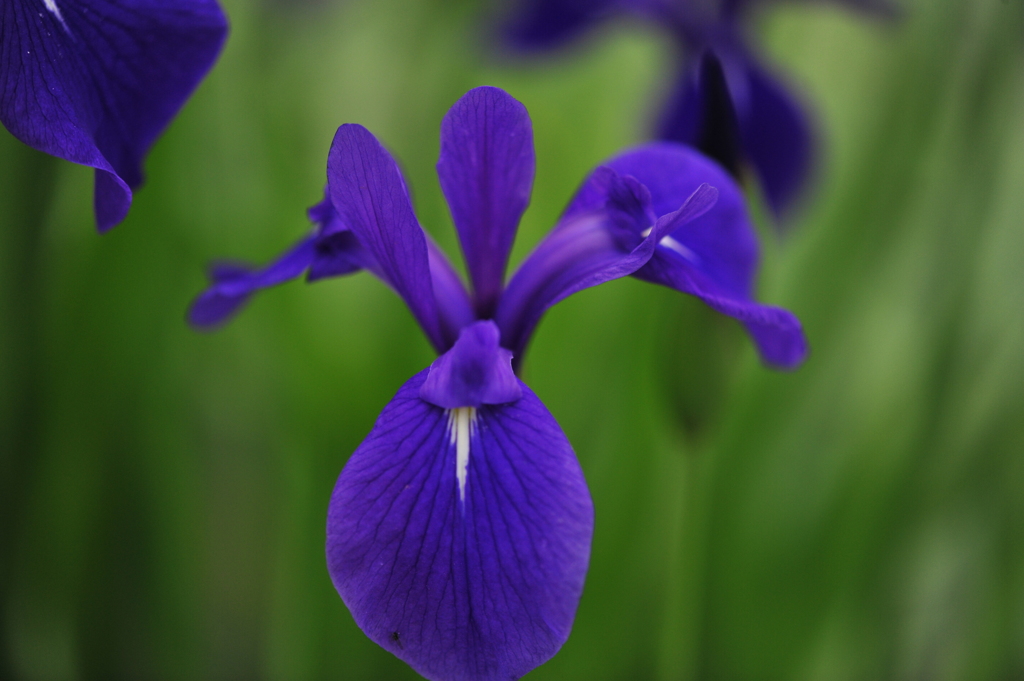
[2,0,1023,678]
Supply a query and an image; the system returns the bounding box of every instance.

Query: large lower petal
[328,371,593,681]
[0,0,227,231]
[328,124,448,352]
[438,87,534,317]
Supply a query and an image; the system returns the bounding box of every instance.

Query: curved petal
[437,87,534,317]
[734,59,815,219]
[562,142,807,368]
[327,371,593,681]
[497,174,717,363]
[634,248,809,368]
[0,0,227,231]
[311,195,473,347]
[310,192,472,345]
[500,0,620,51]
[327,124,447,352]
[564,142,755,297]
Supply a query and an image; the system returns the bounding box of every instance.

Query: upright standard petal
[327,124,447,352]
[327,371,593,681]
[426,239,477,349]
[438,86,534,317]
[0,0,228,231]
[497,170,717,362]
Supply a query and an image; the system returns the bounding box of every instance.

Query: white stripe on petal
[447,407,476,504]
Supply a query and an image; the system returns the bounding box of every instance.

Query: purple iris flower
[501,0,896,218]
[0,0,228,232]
[190,86,806,680]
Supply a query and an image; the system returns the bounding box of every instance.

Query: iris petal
[635,249,809,368]
[327,124,449,352]
[327,371,593,681]
[497,172,717,362]
[565,143,808,368]
[426,239,477,349]
[438,86,534,317]
[0,0,227,231]
[188,237,317,328]
[190,197,369,328]
[658,51,745,180]
[736,58,815,219]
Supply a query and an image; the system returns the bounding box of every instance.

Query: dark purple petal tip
[420,321,521,409]
[741,305,809,369]
[0,0,228,231]
[328,371,593,681]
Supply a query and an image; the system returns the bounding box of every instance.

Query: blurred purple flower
[0,0,228,232]
[190,86,806,680]
[501,0,896,218]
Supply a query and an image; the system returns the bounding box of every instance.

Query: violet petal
[305,193,379,281]
[437,86,534,317]
[564,142,756,297]
[563,142,808,367]
[635,251,809,368]
[327,371,593,681]
[736,59,814,218]
[327,124,447,352]
[188,236,316,328]
[0,0,227,232]
[497,171,717,362]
